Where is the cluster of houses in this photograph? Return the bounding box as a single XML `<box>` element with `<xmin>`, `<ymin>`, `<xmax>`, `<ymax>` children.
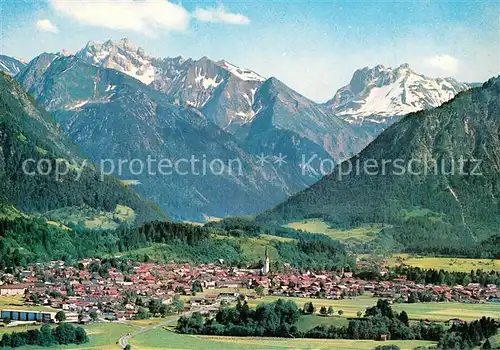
<box><xmin>266</xmin><ymin>273</ymin><xmax>500</xmax><ymax>304</ymax></box>
<box><xmin>0</xmin><ymin>258</ymin><xmax>498</xmax><ymax>324</ymax></box>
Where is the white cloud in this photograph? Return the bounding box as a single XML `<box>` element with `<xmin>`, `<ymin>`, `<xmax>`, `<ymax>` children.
<box><xmin>424</xmin><ymin>54</ymin><xmax>459</xmax><ymax>75</ymax></box>
<box><xmin>194</xmin><ymin>5</ymin><xmax>250</xmax><ymax>25</ymax></box>
<box><xmin>36</xmin><ymin>19</ymin><xmax>58</xmax><ymax>33</ymax></box>
<box><xmin>49</xmin><ymin>0</ymin><xmax>190</xmax><ymax>35</ymax></box>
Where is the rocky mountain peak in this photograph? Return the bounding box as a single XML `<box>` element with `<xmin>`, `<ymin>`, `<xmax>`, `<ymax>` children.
<box><xmin>326</xmin><ymin>63</ymin><xmax>469</xmax><ymax>131</ymax></box>
<box><xmin>76</xmin><ymin>38</ymin><xmax>155</xmax><ymax>85</ymax></box>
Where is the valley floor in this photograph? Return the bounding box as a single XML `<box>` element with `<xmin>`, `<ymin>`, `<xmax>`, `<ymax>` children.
<box><xmin>2</xmin><ymin>293</ymin><xmax>499</xmax><ymax>349</ymax></box>
<box><xmin>131</xmin><ymin>328</ymin><xmax>436</xmax><ymax>350</ymax></box>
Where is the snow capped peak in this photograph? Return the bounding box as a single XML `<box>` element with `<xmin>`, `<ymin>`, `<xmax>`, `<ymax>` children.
<box><xmin>114</xmin><ymin>38</ymin><xmax>137</xmax><ymax>52</ymax></box>
<box><xmin>75</xmin><ymin>39</ymin><xmax>267</xmax><ymax>88</ymax></box>
<box><xmin>327</xmin><ymin>64</ymin><xmax>469</xmax><ymax>127</ymax></box>
<box><xmin>76</xmin><ymin>39</ymin><xmax>155</xmax><ymax>85</ymax></box>
<box><xmin>217</xmin><ymin>60</ymin><xmax>266</xmax><ymax>82</ymax></box>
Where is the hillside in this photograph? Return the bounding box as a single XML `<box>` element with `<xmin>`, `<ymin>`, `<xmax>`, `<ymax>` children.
<box><xmin>0</xmin><ymin>216</ymin><xmax>354</xmax><ymax>270</ymax></box>
<box><xmin>258</xmin><ymin>77</ymin><xmax>500</xmax><ymax>255</ymax></box>
<box><xmin>0</xmin><ymin>72</ymin><xmax>164</xmax><ymax>223</ymax></box>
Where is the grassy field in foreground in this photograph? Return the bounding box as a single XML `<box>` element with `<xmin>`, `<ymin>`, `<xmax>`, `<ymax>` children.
<box><xmin>388</xmin><ymin>254</ymin><xmax>500</xmax><ymax>272</ymax></box>
<box><xmin>125</xmin><ymin>316</ymin><xmax>177</xmax><ymax>328</ymax></box>
<box><xmin>284</xmin><ymin>219</ymin><xmax>382</xmax><ymax>242</ymax></box>
<box><xmin>0</xmin><ymin>324</ymin><xmax>41</xmax><ymax>335</ymax></box>
<box><xmin>2</xmin><ymin>322</ymin><xmax>139</xmax><ymax>350</ymax></box>
<box><xmin>131</xmin><ymin>328</ymin><xmax>436</xmax><ymax>350</ymax></box>
<box><xmin>248</xmin><ymin>295</ymin><xmax>500</xmax><ymax>322</ymax></box>
<box><xmin>0</xmin><ymin>295</ymin><xmax>57</xmax><ymax>313</ymax></box>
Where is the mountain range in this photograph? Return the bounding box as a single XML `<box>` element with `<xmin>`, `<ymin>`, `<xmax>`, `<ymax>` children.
<box><xmin>1</xmin><ymin>38</ymin><xmax>471</xmax><ymax>221</ymax></box>
<box><xmin>259</xmin><ymin>77</ymin><xmax>500</xmax><ymax>255</ymax></box>
<box><xmin>73</xmin><ymin>39</ymin><xmax>370</xmax><ymax>159</ymax></box>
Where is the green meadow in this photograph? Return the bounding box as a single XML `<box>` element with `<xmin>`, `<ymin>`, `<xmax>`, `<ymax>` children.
<box><xmin>131</xmin><ymin>327</ymin><xmax>436</xmax><ymax>350</ymax></box>
<box><xmin>285</xmin><ymin>219</ymin><xmax>382</xmax><ymax>242</ymax></box>
<box><xmin>388</xmin><ymin>254</ymin><xmax>500</xmax><ymax>273</ymax></box>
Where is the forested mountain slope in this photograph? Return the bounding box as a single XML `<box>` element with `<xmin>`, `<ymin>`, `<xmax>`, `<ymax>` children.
<box><xmin>0</xmin><ymin>72</ymin><xmax>164</xmax><ymax>223</ymax></box>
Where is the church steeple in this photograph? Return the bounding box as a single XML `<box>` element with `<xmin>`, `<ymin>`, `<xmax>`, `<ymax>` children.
<box><xmin>262</xmin><ymin>246</ymin><xmax>270</xmax><ymax>275</ymax></box>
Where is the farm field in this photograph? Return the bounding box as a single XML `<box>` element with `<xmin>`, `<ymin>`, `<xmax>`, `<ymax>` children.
<box><xmin>2</xmin><ymin>322</ymin><xmax>139</xmax><ymax>350</ymax></box>
<box><xmin>125</xmin><ymin>316</ymin><xmax>178</xmax><ymax>328</ymax></box>
<box><xmin>247</xmin><ymin>294</ymin><xmax>500</xmax><ymax>322</ymax></box>
<box><xmin>388</xmin><ymin>254</ymin><xmax>500</xmax><ymax>272</ymax></box>
<box><xmin>0</xmin><ymin>295</ymin><xmax>57</xmax><ymax>313</ymax></box>
<box><xmin>284</xmin><ymin>219</ymin><xmax>382</xmax><ymax>242</ymax></box>
<box><xmin>0</xmin><ymin>324</ymin><xmax>40</xmax><ymax>335</ymax></box>
<box><xmin>131</xmin><ymin>328</ymin><xmax>436</xmax><ymax>349</ymax></box>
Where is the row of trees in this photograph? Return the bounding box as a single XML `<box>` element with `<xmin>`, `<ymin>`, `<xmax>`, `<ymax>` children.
<box><xmin>301</xmin><ymin>301</ymin><xmax>344</xmax><ymax>317</ymax></box>
<box><xmin>0</xmin><ymin>324</ymin><xmax>88</xmax><ymax>348</ymax></box>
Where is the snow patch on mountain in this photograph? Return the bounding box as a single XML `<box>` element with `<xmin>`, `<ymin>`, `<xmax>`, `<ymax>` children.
<box><xmin>0</xmin><ymin>55</ymin><xmax>27</xmax><ymax>76</ymax></box>
<box><xmin>218</xmin><ymin>60</ymin><xmax>266</xmax><ymax>82</ymax></box>
<box><xmin>326</xmin><ymin>64</ymin><xmax>469</xmax><ymax>126</ymax></box>
<box><xmin>194</xmin><ymin>67</ymin><xmax>223</xmax><ymax>89</ymax></box>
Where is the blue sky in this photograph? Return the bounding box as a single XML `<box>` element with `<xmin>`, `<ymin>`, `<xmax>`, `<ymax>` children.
<box><xmin>0</xmin><ymin>0</ymin><xmax>498</xmax><ymax>101</ymax></box>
